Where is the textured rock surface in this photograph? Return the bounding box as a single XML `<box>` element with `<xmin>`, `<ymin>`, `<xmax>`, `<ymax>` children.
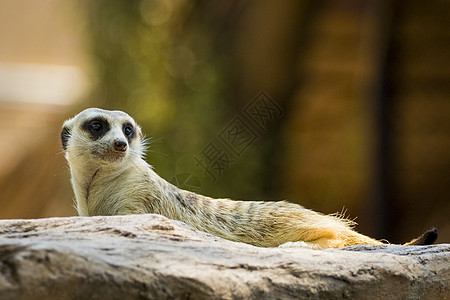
<box><xmin>0</xmin><ymin>214</ymin><xmax>449</xmax><ymax>300</ymax></box>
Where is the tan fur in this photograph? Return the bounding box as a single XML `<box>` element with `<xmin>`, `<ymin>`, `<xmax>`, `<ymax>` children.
<box><xmin>61</xmin><ymin>108</ymin><xmax>431</xmax><ymax>249</ymax></box>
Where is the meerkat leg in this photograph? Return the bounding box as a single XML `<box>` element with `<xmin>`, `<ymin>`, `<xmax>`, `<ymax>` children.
<box><xmin>276</xmin><ymin>213</ymin><xmax>383</xmax><ymax>249</ymax></box>
<box><xmin>279</xmin><ymin>232</ymin><xmax>382</xmax><ymax>250</ymax></box>
<box><xmin>279</xmin><ymin>239</ymin><xmax>346</xmax><ymax>250</ymax></box>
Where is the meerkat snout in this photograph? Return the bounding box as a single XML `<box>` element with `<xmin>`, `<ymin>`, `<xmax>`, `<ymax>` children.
<box><xmin>114</xmin><ymin>139</ymin><xmax>128</xmax><ymax>152</ymax></box>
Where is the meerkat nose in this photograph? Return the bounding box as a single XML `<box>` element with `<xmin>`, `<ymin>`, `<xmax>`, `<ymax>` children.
<box><xmin>114</xmin><ymin>140</ymin><xmax>128</xmax><ymax>152</ymax></box>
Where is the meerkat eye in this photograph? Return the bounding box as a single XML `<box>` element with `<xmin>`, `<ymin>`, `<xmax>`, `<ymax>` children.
<box><xmin>90</xmin><ymin>121</ymin><xmax>102</xmax><ymax>131</ymax></box>
<box><xmin>82</xmin><ymin>118</ymin><xmax>109</xmax><ymax>140</ymax></box>
<box><xmin>124</xmin><ymin>125</ymin><xmax>133</xmax><ymax>136</ymax></box>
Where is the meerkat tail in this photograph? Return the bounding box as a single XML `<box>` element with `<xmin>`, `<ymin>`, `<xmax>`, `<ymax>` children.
<box><xmin>403</xmin><ymin>228</ymin><xmax>438</xmax><ymax>246</ymax></box>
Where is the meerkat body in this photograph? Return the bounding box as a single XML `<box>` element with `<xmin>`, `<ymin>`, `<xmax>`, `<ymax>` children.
<box><xmin>61</xmin><ymin>108</ymin><xmax>436</xmax><ymax>249</ymax></box>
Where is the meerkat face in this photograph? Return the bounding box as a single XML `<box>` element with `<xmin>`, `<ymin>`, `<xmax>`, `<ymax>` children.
<box><xmin>61</xmin><ymin>108</ymin><xmax>144</xmax><ymax>166</ymax></box>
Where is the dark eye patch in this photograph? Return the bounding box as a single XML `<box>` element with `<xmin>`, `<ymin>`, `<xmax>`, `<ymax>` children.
<box><xmin>122</xmin><ymin>122</ymin><xmax>136</xmax><ymax>142</ymax></box>
<box><xmin>82</xmin><ymin>117</ymin><xmax>110</xmax><ymax>140</ymax></box>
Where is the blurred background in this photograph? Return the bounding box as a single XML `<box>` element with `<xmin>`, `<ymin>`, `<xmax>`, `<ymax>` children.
<box><xmin>0</xmin><ymin>0</ymin><xmax>449</xmax><ymax>244</ymax></box>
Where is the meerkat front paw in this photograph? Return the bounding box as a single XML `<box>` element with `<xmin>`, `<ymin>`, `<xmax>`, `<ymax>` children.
<box><xmin>278</xmin><ymin>241</ymin><xmax>311</xmax><ymax>248</ymax></box>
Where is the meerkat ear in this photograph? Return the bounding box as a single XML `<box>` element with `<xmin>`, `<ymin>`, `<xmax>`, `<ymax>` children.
<box><xmin>61</xmin><ymin>121</ymin><xmax>72</xmax><ymax>151</ymax></box>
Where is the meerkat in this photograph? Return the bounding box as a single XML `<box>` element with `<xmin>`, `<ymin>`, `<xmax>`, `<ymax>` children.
<box><xmin>61</xmin><ymin>108</ymin><xmax>437</xmax><ymax>249</ymax></box>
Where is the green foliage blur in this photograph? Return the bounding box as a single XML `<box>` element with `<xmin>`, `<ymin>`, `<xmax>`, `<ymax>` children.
<box><xmin>79</xmin><ymin>0</ymin><xmax>271</xmax><ymax>200</ymax></box>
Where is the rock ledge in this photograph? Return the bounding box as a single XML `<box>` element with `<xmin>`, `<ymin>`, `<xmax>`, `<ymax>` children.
<box><xmin>0</xmin><ymin>214</ymin><xmax>449</xmax><ymax>299</ymax></box>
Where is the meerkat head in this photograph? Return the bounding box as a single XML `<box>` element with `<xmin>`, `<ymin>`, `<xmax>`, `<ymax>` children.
<box><xmin>61</xmin><ymin>108</ymin><xmax>144</xmax><ymax>166</ymax></box>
